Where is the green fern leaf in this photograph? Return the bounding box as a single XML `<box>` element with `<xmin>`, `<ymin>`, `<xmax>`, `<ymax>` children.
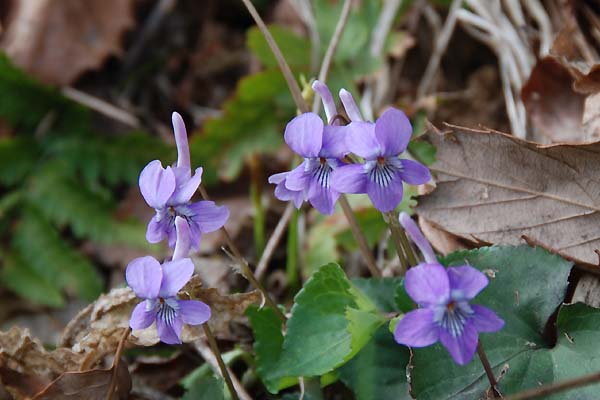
<box><xmin>12</xmin><ymin>206</ymin><xmax>103</xmax><ymax>300</ymax></box>
<box><xmin>1</xmin><ymin>250</ymin><xmax>65</xmax><ymax>307</ymax></box>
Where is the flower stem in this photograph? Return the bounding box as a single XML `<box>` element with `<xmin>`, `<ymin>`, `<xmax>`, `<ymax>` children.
<box><xmin>203</xmin><ymin>324</ymin><xmax>239</xmax><ymax>400</ymax></box>
<box><xmin>384</xmin><ymin>211</ymin><xmax>418</xmax><ymax>274</ymax></box>
<box><xmin>286</xmin><ymin>208</ymin><xmax>300</xmax><ymax>289</ymax></box>
<box><xmin>199</xmin><ymin>186</ymin><xmax>287</xmax><ymax>323</ymax></box>
<box><xmin>477</xmin><ymin>341</ymin><xmax>501</xmax><ymax>398</ymax></box>
<box><xmin>339</xmin><ymin>195</ymin><xmax>381</xmax><ymax>277</ymax></box>
<box><xmin>504</xmin><ymin>369</ymin><xmax>600</xmax><ymax>400</ymax></box>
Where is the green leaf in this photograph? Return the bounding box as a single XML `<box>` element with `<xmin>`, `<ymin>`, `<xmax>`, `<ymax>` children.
<box><xmin>0</xmin><ymin>53</ymin><xmax>90</xmax><ymax>135</ymax></box>
<box><xmin>0</xmin><ymin>137</ymin><xmax>39</xmax><ymax>186</ymax></box>
<box><xmin>249</xmin><ymin>264</ymin><xmax>385</xmax><ymax>393</ymax></box>
<box><xmin>12</xmin><ymin>206</ymin><xmax>103</xmax><ymax>301</ymax></box>
<box><xmin>190</xmin><ymin>70</ymin><xmax>293</xmax><ymax>185</ymax></box>
<box><xmin>1</xmin><ymin>251</ymin><xmax>64</xmax><ymax>307</ymax></box>
<box><xmin>27</xmin><ymin>160</ymin><xmax>147</xmax><ymax>247</ymax></box>
<box><xmin>351</xmin><ymin>276</ymin><xmax>404</xmax><ymax>313</ymax></box>
<box><xmin>279</xmin><ymin>264</ymin><xmax>382</xmax><ymax>378</ymax></box>
<box><xmin>247</xmin><ymin>25</ymin><xmax>310</xmax><ymax>69</ymax></box>
<box><xmin>410</xmin><ymin>245</ymin><xmax>573</xmax><ymax>399</ymax></box>
<box><xmin>339</xmin><ymin>326</ymin><xmax>411</xmax><ymax>400</ymax></box>
<box><xmin>408</xmin><ymin>140</ymin><xmax>436</xmax><ymax>166</ymax></box>
<box><xmin>247</xmin><ymin>306</ymin><xmax>298</xmax><ymax>393</ymax></box>
<box><xmin>181</xmin><ymin>375</ymin><xmax>225</xmax><ymax>400</ymax></box>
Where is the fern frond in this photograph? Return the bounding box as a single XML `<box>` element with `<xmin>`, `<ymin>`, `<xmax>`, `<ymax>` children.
<box><xmin>0</xmin><ymin>137</ymin><xmax>39</xmax><ymax>186</ymax></box>
<box><xmin>1</xmin><ymin>250</ymin><xmax>65</xmax><ymax>307</ymax></box>
<box><xmin>12</xmin><ymin>206</ymin><xmax>103</xmax><ymax>300</ymax></box>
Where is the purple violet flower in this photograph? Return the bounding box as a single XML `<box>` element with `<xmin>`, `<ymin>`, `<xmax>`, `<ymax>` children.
<box><xmin>139</xmin><ymin>112</ymin><xmax>229</xmax><ymax>249</ymax></box>
<box><xmin>127</xmin><ymin>217</ymin><xmax>210</xmax><ymax>344</ymax></box>
<box><xmin>268</xmin><ymin>81</ymin><xmax>348</xmax><ymax>215</ymax></box>
<box><xmin>393</xmin><ymin>213</ymin><xmax>504</xmax><ymax>365</ymax></box>
<box><xmin>331</xmin><ymin>108</ymin><xmax>431</xmax><ymax>212</ymax></box>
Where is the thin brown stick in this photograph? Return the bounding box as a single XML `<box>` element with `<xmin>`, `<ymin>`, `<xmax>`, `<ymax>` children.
<box><xmin>199</xmin><ymin>186</ymin><xmax>287</xmax><ymax>322</ymax></box>
<box><xmin>477</xmin><ymin>342</ymin><xmax>500</xmax><ymax>398</ymax></box>
<box><xmin>505</xmin><ymin>370</ymin><xmax>600</xmax><ymax>400</ymax></box>
<box><xmin>105</xmin><ymin>328</ymin><xmax>130</xmax><ymax>400</ymax></box>
<box><xmin>203</xmin><ymin>325</ymin><xmax>240</xmax><ymax>400</ymax></box>
<box><xmin>61</xmin><ymin>87</ymin><xmax>140</xmax><ymax>128</ymax></box>
<box><xmin>255</xmin><ymin>202</ymin><xmax>295</xmax><ymax>280</ymax></box>
<box><xmin>339</xmin><ymin>196</ymin><xmax>381</xmax><ymax>277</ymax></box>
<box><xmin>240</xmin><ymin>0</ymin><xmax>308</xmax><ymax>113</ymax></box>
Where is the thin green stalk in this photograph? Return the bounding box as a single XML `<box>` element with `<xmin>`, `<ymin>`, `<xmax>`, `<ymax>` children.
<box><xmin>203</xmin><ymin>324</ymin><xmax>239</xmax><ymax>400</ymax></box>
<box><xmin>286</xmin><ymin>208</ymin><xmax>300</xmax><ymax>289</ymax></box>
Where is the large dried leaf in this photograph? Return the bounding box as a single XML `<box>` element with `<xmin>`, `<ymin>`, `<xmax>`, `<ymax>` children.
<box><xmin>0</xmin><ymin>0</ymin><xmax>135</xmax><ymax>85</ymax></box>
<box><xmin>61</xmin><ymin>276</ymin><xmax>262</xmax><ymax>350</ymax></box>
<box><xmin>32</xmin><ymin>364</ymin><xmax>130</xmax><ymax>400</ymax></box>
<box><xmin>416</xmin><ymin>124</ymin><xmax>600</xmax><ymax>268</ymax></box>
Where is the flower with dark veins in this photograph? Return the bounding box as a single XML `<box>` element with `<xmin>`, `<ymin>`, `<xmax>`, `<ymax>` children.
<box><xmin>269</xmin><ymin>81</ymin><xmax>348</xmax><ymax>215</ymax></box>
<box><xmin>139</xmin><ymin>112</ymin><xmax>229</xmax><ymax>248</ymax></box>
<box><xmin>126</xmin><ymin>254</ymin><xmax>210</xmax><ymax>344</ymax></box>
<box><xmin>331</xmin><ymin>108</ymin><xmax>431</xmax><ymax>212</ymax></box>
<box><xmin>394</xmin><ymin>263</ymin><xmax>504</xmax><ymax>365</ymax></box>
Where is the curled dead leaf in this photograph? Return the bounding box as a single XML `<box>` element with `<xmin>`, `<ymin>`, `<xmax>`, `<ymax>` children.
<box><xmin>522</xmin><ymin>57</ymin><xmax>586</xmax><ymax>143</ymax></box>
<box><xmin>416</xmin><ymin>124</ymin><xmax>600</xmax><ymax>270</ymax></box>
<box><xmin>32</xmin><ymin>363</ymin><xmax>131</xmax><ymax>400</ymax></box>
<box><xmin>0</xmin><ymin>0</ymin><xmax>136</xmax><ymax>85</ymax></box>
<box><xmin>61</xmin><ymin>276</ymin><xmax>262</xmax><ymax>351</ymax></box>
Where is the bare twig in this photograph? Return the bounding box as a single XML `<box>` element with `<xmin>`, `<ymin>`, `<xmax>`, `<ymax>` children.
<box><xmin>194</xmin><ymin>338</ymin><xmax>253</xmax><ymax>400</ymax></box>
<box><xmin>202</xmin><ymin>325</ymin><xmax>240</xmax><ymax>400</ymax></box>
<box><xmin>505</xmin><ymin>369</ymin><xmax>600</xmax><ymax>400</ymax></box>
<box><xmin>105</xmin><ymin>328</ymin><xmax>130</xmax><ymax>400</ymax></box>
<box><xmin>417</xmin><ymin>0</ymin><xmax>462</xmax><ymax>99</ymax></box>
<box><xmin>255</xmin><ymin>202</ymin><xmax>295</xmax><ymax>280</ymax></box>
<box><xmin>61</xmin><ymin>87</ymin><xmax>140</xmax><ymax>128</ymax></box>
<box><xmin>240</xmin><ymin>0</ymin><xmax>308</xmax><ymax>112</ymax></box>
<box><xmin>339</xmin><ymin>196</ymin><xmax>381</xmax><ymax>277</ymax></box>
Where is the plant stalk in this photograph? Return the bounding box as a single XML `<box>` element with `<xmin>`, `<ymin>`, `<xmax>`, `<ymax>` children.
<box><xmin>199</xmin><ymin>186</ymin><xmax>287</xmax><ymax>323</ymax></box>
<box><xmin>339</xmin><ymin>195</ymin><xmax>381</xmax><ymax>277</ymax></box>
<box><xmin>477</xmin><ymin>341</ymin><xmax>501</xmax><ymax>398</ymax></box>
<box><xmin>203</xmin><ymin>324</ymin><xmax>239</xmax><ymax>400</ymax></box>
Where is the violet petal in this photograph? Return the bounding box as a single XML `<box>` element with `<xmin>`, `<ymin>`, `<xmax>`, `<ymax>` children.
<box><xmin>284</xmin><ymin>113</ymin><xmax>323</xmax><ymax>158</ymax></box>
<box><xmin>447</xmin><ymin>266</ymin><xmax>489</xmax><ymax>300</ymax></box>
<box><xmin>439</xmin><ymin>321</ymin><xmax>479</xmax><ymax>365</ymax></box>
<box><xmin>126</xmin><ymin>256</ymin><xmax>162</xmax><ymax>299</ymax></box>
<box><xmin>471</xmin><ymin>305</ymin><xmax>505</xmax><ymax>333</ymax></box>
<box><xmin>170</xmin><ymin>166</ymin><xmax>203</xmax><ymax>205</ymax></box>
<box><xmin>285</xmin><ymin>161</ymin><xmax>311</xmax><ymax>191</ymax></box>
<box><xmin>172</xmin><ymin>216</ymin><xmax>191</xmax><ymax>261</ymax></box>
<box><xmin>178</xmin><ymin>300</ymin><xmax>211</xmax><ymax>325</ymax></box>
<box><xmin>345</xmin><ymin>121</ymin><xmax>380</xmax><ymax>159</ymax></box>
<box><xmin>320</xmin><ymin>125</ymin><xmax>349</xmax><ymax>159</ymax></box>
<box><xmin>146</xmin><ymin>215</ymin><xmax>168</xmax><ymax>244</ymax></box>
<box><xmin>374</xmin><ymin>108</ymin><xmax>411</xmax><ymax>157</ymax></box>
<box><xmin>366</xmin><ymin>172</ymin><xmax>403</xmax><ymax>212</ymax></box>
<box><xmin>172</xmin><ymin>112</ymin><xmax>191</xmax><ymax>171</ymax></box>
<box><xmin>399</xmin><ymin>212</ymin><xmax>437</xmax><ymax>264</ymax></box>
<box><xmin>159</xmin><ymin>258</ymin><xmax>194</xmax><ymax>297</ymax></box>
<box><xmin>330</xmin><ymin>164</ymin><xmax>368</xmax><ymax>194</ymax></box>
<box><xmin>404</xmin><ymin>263</ymin><xmax>450</xmax><ymax>306</ymax></box>
<box><xmin>139</xmin><ymin>160</ymin><xmax>176</xmax><ymax>209</ymax></box>
<box><xmin>157</xmin><ymin>314</ymin><xmax>183</xmax><ymax>344</ymax></box>
<box><xmin>393</xmin><ymin>308</ymin><xmax>440</xmax><ymax>347</ymax></box>
<box><xmin>187</xmin><ymin>200</ymin><xmax>229</xmax><ymax>233</ymax></box>
<box><xmin>129</xmin><ymin>301</ymin><xmax>157</xmax><ymax>330</ymax></box>
<box><xmin>399</xmin><ymin>159</ymin><xmax>431</xmax><ymax>185</ymax></box>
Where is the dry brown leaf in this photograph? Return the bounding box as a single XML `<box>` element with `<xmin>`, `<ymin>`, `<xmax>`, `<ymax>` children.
<box><xmin>417</xmin><ymin>216</ymin><xmax>468</xmax><ymax>256</ymax></box>
<box><xmin>415</xmin><ymin>124</ymin><xmax>600</xmax><ymax>269</ymax></box>
<box><xmin>61</xmin><ymin>276</ymin><xmax>262</xmax><ymax>351</ymax></box>
<box><xmin>0</xmin><ymin>0</ymin><xmax>136</xmax><ymax>85</ymax></box>
<box><xmin>522</xmin><ymin>57</ymin><xmax>586</xmax><ymax>143</ymax></box>
<box><xmin>32</xmin><ymin>363</ymin><xmax>130</xmax><ymax>400</ymax></box>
